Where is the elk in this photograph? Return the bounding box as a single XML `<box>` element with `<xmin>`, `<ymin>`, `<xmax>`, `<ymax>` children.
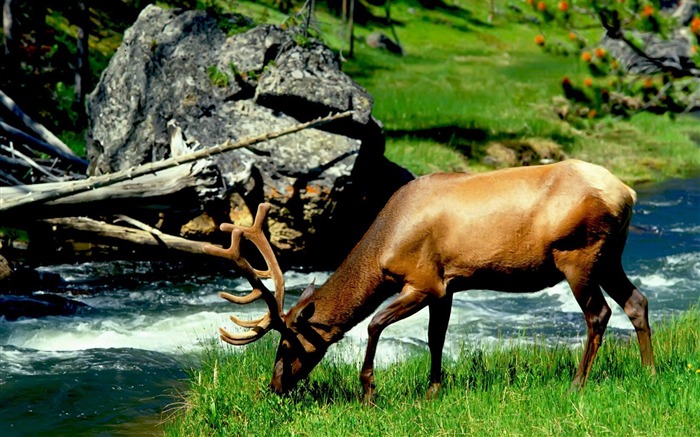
<box><xmin>204</xmin><ymin>159</ymin><xmax>655</xmax><ymax>403</ymax></box>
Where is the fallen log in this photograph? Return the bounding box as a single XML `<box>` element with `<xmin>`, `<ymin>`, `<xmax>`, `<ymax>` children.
<box><xmin>0</xmin><ymin>159</ymin><xmax>220</xmax><ymax>222</ymax></box>
<box><xmin>0</xmin><ymin>89</ymin><xmax>86</xmax><ymax>164</ymax></box>
<box><xmin>44</xmin><ymin>216</ymin><xmax>210</xmax><ymax>256</ymax></box>
<box><xmin>0</xmin><ymin>110</ymin><xmax>353</xmax><ymax>218</ymax></box>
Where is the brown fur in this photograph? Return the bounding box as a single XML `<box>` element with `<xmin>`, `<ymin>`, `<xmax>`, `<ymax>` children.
<box><xmin>228</xmin><ymin>160</ymin><xmax>655</xmax><ymax>400</ymax></box>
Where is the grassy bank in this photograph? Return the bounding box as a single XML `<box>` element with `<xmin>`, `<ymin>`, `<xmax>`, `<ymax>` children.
<box><xmin>209</xmin><ymin>0</ymin><xmax>700</xmax><ymax>184</ymax></box>
<box><xmin>165</xmin><ymin>305</ymin><xmax>700</xmax><ymax>436</ymax></box>
<box><xmin>339</xmin><ymin>2</ymin><xmax>700</xmax><ymax>184</ymax></box>
<box><xmin>17</xmin><ymin>1</ymin><xmax>700</xmax><ymax>184</ymax></box>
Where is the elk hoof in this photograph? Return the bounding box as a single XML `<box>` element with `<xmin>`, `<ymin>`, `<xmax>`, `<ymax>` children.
<box><xmin>362</xmin><ymin>388</ymin><xmax>377</xmax><ymax>406</ymax></box>
<box><xmin>426</xmin><ymin>382</ymin><xmax>441</xmax><ymax>400</ymax></box>
<box><xmin>567</xmin><ymin>379</ymin><xmax>585</xmax><ymax>394</ymax></box>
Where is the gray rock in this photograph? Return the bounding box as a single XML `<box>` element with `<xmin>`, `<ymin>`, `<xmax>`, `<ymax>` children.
<box><xmin>601</xmin><ymin>32</ymin><xmax>696</xmax><ymax>76</ymax></box>
<box><xmin>0</xmin><ymin>294</ymin><xmax>90</xmax><ymax>321</ymax></box>
<box><xmin>86</xmin><ymin>5</ymin><xmax>412</xmax><ymax>268</ymax></box>
<box><xmin>600</xmin><ymin>1</ymin><xmax>699</xmax><ymax>77</ymax></box>
<box><xmin>366</xmin><ymin>32</ymin><xmax>404</xmax><ymax>55</ymax></box>
<box><xmin>256</xmin><ymin>42</ymin><xmax>376</xmax><ymax>125</ymax></box>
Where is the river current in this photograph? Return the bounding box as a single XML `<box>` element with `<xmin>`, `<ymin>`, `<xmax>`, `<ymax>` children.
<box><xmin>1</xmin><ymin>177</ymin><xmax>698</xmax><ymax>436</ymax></box>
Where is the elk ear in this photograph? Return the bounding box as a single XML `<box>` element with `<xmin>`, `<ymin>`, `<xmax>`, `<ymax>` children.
<box><xmin>299</xmin><ymin>279</ymin><xmax>316</xmax><ymax>301</ymax></box>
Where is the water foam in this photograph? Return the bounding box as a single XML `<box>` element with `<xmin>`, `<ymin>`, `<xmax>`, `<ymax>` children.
<box><xmin>3</xmin><ymin>311</ymin><xmax>230</xmax><ymax>354</ymax></box>
<box><xmin>6</xmin><ymin>249</ymin><xmax>697</xmax><ymax>370</ymax></box>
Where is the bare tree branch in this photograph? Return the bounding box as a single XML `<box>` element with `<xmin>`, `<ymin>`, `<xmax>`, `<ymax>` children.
<box><xmin>0</xmin><ymin>144</ymin><xmax>62</xmax><ymax>182</ymax></box>
<box><xmin>0</xmin><ymin>120</ymin><xmax>88</xmax><ymax>167</ymax></box>
<box><xmin>598</xmin><ymin>9</ymin><xmax>700</xmax><ymax>78</ymax></box>
<box><xmin>44</xmin><ymin>216</ymin><xmax>212</xmax><ymax>256</ymax></box>
<box><xmin>0</xmin><ymin>110</ymin><xmax>354</xmax><ymax>215</ymax></box>
<box><xmin>0</xmin><ymin>89</ymin><xmax>86</xmax><ymax>162</ymax></box>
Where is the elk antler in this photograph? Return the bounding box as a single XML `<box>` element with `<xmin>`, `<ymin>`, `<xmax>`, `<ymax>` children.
<box><xmin>203</xmin><ymin>203</ymin><xmax>286</xmax><ymax>345</ymax></box>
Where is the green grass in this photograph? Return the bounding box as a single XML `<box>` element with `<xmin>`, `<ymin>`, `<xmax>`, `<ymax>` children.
<box><xmin>58</xmin><ymin>129</ymin><xmax>87</xmax><ymax>156</ymax></box>
<box><xmin>332</xmin><ymin>1</ymin><xmax>700</xmax><ymax>184</ymax></box>
<box><xmin>60</xmin><ymin>0</ymin><xmax>698</xmax><ymax>185</ymax></box>
<box><xmin>164</xmin><ymin>305</ymin><xmax>700</xmax><ymax>436</ymax></box>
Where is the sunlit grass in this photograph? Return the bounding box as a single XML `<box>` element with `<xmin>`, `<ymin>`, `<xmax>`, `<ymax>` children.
<box><xmin>165</xmin><ymin>305</ymin><xmax>700</xmax><ymax>436</ymax></box>
<box><xmin>69</xmin><ymin>1</ymin><xmax>699</xmax><ymax>185</ymax></box>
<box><xmin>335</xmin><ymin>2</ymin><xmax>700</xmax><ymax>182</ymax></box>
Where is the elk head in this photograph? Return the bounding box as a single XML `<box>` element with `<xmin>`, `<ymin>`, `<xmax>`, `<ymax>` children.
<box><xmin>203</xmin><ymin>203</ymin><xmax>326</xmax><ymax>393</ymax></box>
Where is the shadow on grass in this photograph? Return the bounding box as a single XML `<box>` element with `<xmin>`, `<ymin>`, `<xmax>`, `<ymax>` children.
<box><xmin>387</xmin><ymin>125</ymin><xmax>491</xmax><ymax>143</ymax></box>
<box><xmin>290</xmin><ymin>378</ymin><xmax>362</xmax><ymax>405</ymax></box>
<box><xmin>386</xmin><ymin>125</ymin><xmax>516</xmax><ymax>160</ymax></box>
<box><xmin>386</xmin><ymin>123</ymin><xmax>577</xmax><ymax>160</ymax></box>
<box><xmin>406</xmin><ymin>0</ymin><xmax>494</xmax><ymax>28</ymax></box>
<box><xmin>342</xmin><ymin>53</ymin><xmax>397</xmax><ymax>79</ymax></box>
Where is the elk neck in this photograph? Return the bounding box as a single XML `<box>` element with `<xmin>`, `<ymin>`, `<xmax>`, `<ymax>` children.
<box><xmin>289</xmin><ymin>223</ymin><xmax>399</xmax><ymax>346</ymax></box>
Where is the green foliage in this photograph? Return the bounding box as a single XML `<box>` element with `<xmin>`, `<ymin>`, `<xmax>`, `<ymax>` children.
<box><xmin>293</xmin><ymin>32</ymin><xmax>313</xmax><ymax>48</ymax></box>
<box><xmin>166</xmin><ymin>305</ymin><xmax>700</xmax><ymax>436</ymax></box>
<box><xmin>196</xmin><ymin>0</ymin><xmax>235</xmax><ymax>15</ymax></box>
<box><xmin>337</xmin><ymin>0</ymin><xmax>699</xmax><ymax>183</ymax></box>
<box><xmin>245</xmin><ymin>69</ymin><xmax>259</xmax><ymax>81</ymax></box>
<box><xmin>216</xmin><ymin>13</ymin><xmax>256</xmax><ymax>36</ymax></box>
<box><xmin>207</xmin><ymin>65</ymin><xmax>231</xmax><ymax>87</ymax></box>
<box><xmin>196</xmin><ymin>0</ymin><xmax>262</xmax><ymax>36</ymax></box>
<box><xmin>58</xmin><ymin>129</ymin><xmax>87</xmax><ymax>156</ymax></box>
<box><xmin>522</xmin><ymin>0</ymin><xmax>700</xmax><ymax>122</ymax></box>
<box><xmin>54</xmin><ymin>82</ymin><xmax>79</xmax><ymax>126</ymax></box>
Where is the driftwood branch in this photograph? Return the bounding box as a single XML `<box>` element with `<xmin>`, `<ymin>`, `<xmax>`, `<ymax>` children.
<box><xmin>0</xmin><ymin>165</ymin><xmax>23</xmax><ymax>185</ymax></box>
<box><xmin>0</xmin><ymin>160</ymin><xmax>219</xmax><ymax>220</ymax></box>
<box><xmin>44</xmin><ymin>216</ymin><xmax>212</xmax><ymax>256</ymax></box>
<box><xmin>0</xmin><ymin>144</ymin><xmax>62</xmax><ymax>182</ymax></box>
<box><xmin>0</xmin><ymin>110</ymin><xmax>353</xmax><ymax>216</ymax></box>
<box><xmin>0</xmin><ymin>89</ymin><xmax>87</xmax><ymax>165</ymax></box>
<box><xmin>114</xmin><ymin>215</ymin><xmax>165</xmax><ymax>235</ymax></box>
<box><xmin>0</xmin><ymin>120</ymin><xmax>88</xmax><ymax>168</ymax></box>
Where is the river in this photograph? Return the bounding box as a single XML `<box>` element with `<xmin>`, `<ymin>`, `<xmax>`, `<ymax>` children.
<box><xmin>1</xmin><ymin>177</ymin><xmax>698</xmax><ymax>436</ymax></box>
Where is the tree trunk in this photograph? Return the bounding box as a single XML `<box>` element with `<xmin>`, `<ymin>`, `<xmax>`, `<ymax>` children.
<box><xmin>2</xmin><ymin>0</ymin><xmax>15</xmax><ymax>57</ymax></box>
<box><xmin>74</xmin><ymin>0</ymin><xmax>90</xmax><ymax>127</ymax></box>
<box><xmin>348</xmin><ymin>0</ymin><xmax>355</xmax><ymax>57</ymax></box>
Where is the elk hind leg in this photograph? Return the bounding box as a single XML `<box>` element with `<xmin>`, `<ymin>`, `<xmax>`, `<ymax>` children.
<box><xmin>557</xmin><ymin>251</ymin><xmax>611</xmax><ymax>390</ymax></box>
<box><xmin>600</xmin><ymin>263</ymin><xmax>655</xmax><ymax>373</ymax></box>
<box><xmin>427</xmin><ymin>293</ymin><xmax>453</xmax><ymax>399</ymax></box>
<box><xmin>571</xmin><ymin>281</ymin><xmax>611</xmax><ymax>390</ymax></box>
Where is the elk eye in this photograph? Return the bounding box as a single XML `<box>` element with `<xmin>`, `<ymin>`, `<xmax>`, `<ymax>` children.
<box><xmin>297</xmin><ymin>302</ymin><xmax>316</xmax><ymax>322</ymax></box>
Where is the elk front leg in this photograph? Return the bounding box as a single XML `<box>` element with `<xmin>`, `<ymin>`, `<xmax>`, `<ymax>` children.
<box><xmin>360</xmin><ymin>284</ymin><xmax>433</xmax><ymax>404</ymax></box>
<box><xmin>427</xmin><ymin>293</ymin><xmax>453</xmax><ymax>399</ymax></box>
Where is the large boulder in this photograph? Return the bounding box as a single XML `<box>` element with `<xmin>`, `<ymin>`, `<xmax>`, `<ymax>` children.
<box><xmin>86</xmin><ymin>5</ymin><xmax>412</xmax><ymax>268</ymax></box>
